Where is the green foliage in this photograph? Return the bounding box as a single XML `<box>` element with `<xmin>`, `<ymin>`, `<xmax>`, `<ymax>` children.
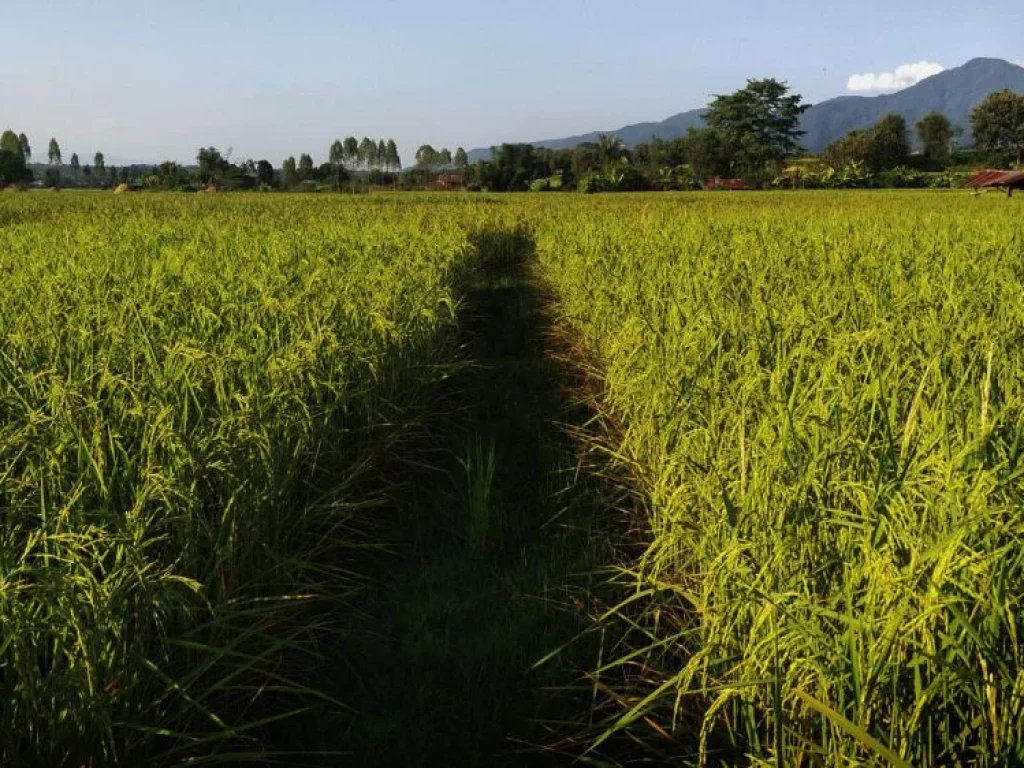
<box><xmin>297</xmin><ymin>153</ymin><xmax>314</xmax><ymax>180</ymax></box>
<box><xmin>255</xmin><ymin>159</ymin><xmax>275</xmax><ymax>188</ymax></box>
<box><xmin>343</xmin><ymin>136</ymin><xmax>359</xmax><ymax>168</ymax></box>
<box><xmin>0</xmin><ymin>130</ymin><xmax>21</xmax><ymax>157</ymax></box>
<box><xmin>281</xmin><ymin>155</ymin><xmax>298</xmax><ymax>188</ymax></box>
<box><xmin>48</xmin><ymin>137</ymin><xmax>62</xmax><ymax>165</ymax></box>
<box><xmin>385</xmin><ymin>139</ymin><xmax>401</xmax><ymax>172</ymax></box>
<box><xmin>3</xmin><ymin>188</ymin><xmax>1024</xmax><ymax>767</ymax></box>
<box><xmin>595</xmin><ymin>133</ymin><xmax>626</xmax><ymax>168</ymax></box>
<box><xmin>414</xmin><ymin>144</ymin><xmax>438</xmax><ymax>170</ymax></box>
<box><xmin>329</xmin><ymin>140</ymin><xmax>348</xmax><ymax>189</ymax></box>
<box><xmin>537</xmin><ymin>191</ymin><xmax>1024</xmax><ymax>766</ymax></box>
<box><xmin>196</xmin><ymin>146</ymin><xmax>229</xmax><ymax>184</ymax></box>
<box><xmin>866</xmin><ymin>113</ymin><xmax>911</xmax><ymax>170</ymax></box>
<box><xmin>971</xmin><ymin>88</ymin><xmax>1024</xmax><ymax>164</ymax></box>
<box><xmin>917</xmin><ymin>111</ymin><xmax>954</xmax><ymax>163</ymax></box>
<box><xmin>824</xmin><ymin>114</ymin><xmax>911</xmax><ymax>172</ymax></box>
<box><xmin>475</xmin><ymin>143</ymin><xmax>544</xmax><ymax>191</ymax></box>
<box><xmin>679</xmin><ymin>126</ymin><xmax>733</xmax><ymax>179</ymax></box>
<box><xmin>0</xmin><ymin>148</ymin><xmax>32</xmax><ymax>185</ymax></box>
<box><xmin>150</xmin><ymin>160</ymin><xmax>188</xmax><ymax>189</ymax></box>
<box><xmin>576</xmin><ymin>171</ymin><xmax>613</xmax><ymax>194</ymax></box>
<box><xmin>822</xmin><ymin>129</ymin><xmax>872</xmax><ymax>168</ymax></box>
<box><xmin>0</xmin><ymin>193</ymin><xmax>471</xmax><ymax>764</ymax></box>
<box><xmin>358</xmin><ymin>137</ymin><xmax>377</xmax><ymax>170</ymax></box>
<box><xmin>704</xmin><ymin>78</ymin><xmax>809</xmax><ymax>176</ymax></box>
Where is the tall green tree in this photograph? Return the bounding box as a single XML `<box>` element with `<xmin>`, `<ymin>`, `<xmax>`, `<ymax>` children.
<box><xmin>415</xmin><ymin>144</ymin><xmax>438</xmax><ymax>170</ymax></box>
<box><xmin>385</xmin><ymin>139</ymin><xmax>400</xmax><ymax>172</ymax></box>
<box><xmin>196</xmin><ymin>147</ymin><xmax>229</xmax><ymax>184</ymax></box>
<box><xmin>865</xmin><ymin>114</ymin><xmax>910</xmax><ymax>171</ymax></box>
<box><xmin>476</xmin><ymin>143</ymin><xmax>542</xmax><ymax>191</ymax></box>
<box><xmin>0</xmin><ymin>147</ymin><xmax>32</xmax><ymax>184</ymax></box>
<box><xmin>0</xmin><ymin>131</ymin><xmax>21</xmax><ymax>158</ymax></box>
<box><xmin>48</xmin><ymin>138</ymin><xmax>62</xmax><ymax>165</ymax></box>
<box><xmin>298</xmin><ymin>153</ymin><xmax>314</xmax><ymax>180</ymax></box>
<box><xmin>18</xmin><ymin>133</ymin><xmax>30</xmax><ymax>161</ymax></box>
<box><xmin>679</xmin><ymin>127</ymin><xmax>732</xmax><ymax>179</ymax></box>
<box><xmin>154</xmin><ymin>161</ymin><xmax>186</xmax><ymax>189</ymax></box>
<box><xmin>454</xmin><ymin>147</ymin><xmax>468</xmax><ymax>169</ymax></box>
<box><xmin>971</xmin><ymin>89</ymin><xmax>1024</xmax><ymax>165</ymax></box>
<box><xmin>916</xmin><ymin>111</ymin><xmax>953</xmax><ymax>162</ymax></box>
<box><xmin>571</xmin><ymin>143</ymin><xmax>602</xmax><ymax>178</ymax></box>
<box><xmin>282</xmin><ymin>156</ymin><xmax>298</xmax><ymax>188</ymax></box>
<box><xmin>596</xmin><ymin>134</ymin><xmax>626</xmax><ymax>168</ymax></box>
<box><xmin>94</xmin><ymin>152</ymin><xmax>105</xmax><ymax>172</ymax></box>
<box><xmin>822</xmin><ymin>129</ymin><xmax>872</xmax><ymax>168</ymax></box>
<box><xmin>70</xmin><ymin>153</ymin><xmax>80</xmax><ymax>171</ymax></box>
<box><xmin>377</xmin><ymin>139</ymin><xmax>387</xmax><ymax>170</ymax></box>
<box><xmin>342</xmin><ymin>137</ymin><xmax>359</xmax><ymax>170</ymax></box>
<box><xmin>358</xmin><ymin>137</ymin><xmax>376</xmax><ymax>170</ymax></box>
<box><xmin>414</xmin><ymin>144</ymin><xmax>441</xmax><ymax>185</ymax></box>
<box><xmin>329</xmin><ymin>140</ymin><xmax>348</xmax><ymax>190</ymax></box>
<box><xmin>703</xmin><ymin>78</ymin><xmax>808</xmax><ymax>178</ymax></box>
<box><xmin>824</xmin><ymin>115</ymin><xmax>910</xmax><ymax>171</ymax></box>
<box><xmin>255</xmin><ymin>160</ymin><xmax>274</xmax><ymax>187</ymax></box>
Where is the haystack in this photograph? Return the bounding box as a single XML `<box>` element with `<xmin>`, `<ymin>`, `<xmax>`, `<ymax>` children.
<box><xmin>114</xmin><ymin>183</ymin><xmax>130</xmax><ymax>194</ymax></box>
<box><xmin>203</xmin><ymin>185</ymin><xmax>218</xmax><ymax>194</ymax></box>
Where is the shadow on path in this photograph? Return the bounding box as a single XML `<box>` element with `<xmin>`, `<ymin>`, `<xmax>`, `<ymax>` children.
<box><xmin>334</xmin><ymin>227</ymin><xmax>611</xmax><ymax>767</ymax></box>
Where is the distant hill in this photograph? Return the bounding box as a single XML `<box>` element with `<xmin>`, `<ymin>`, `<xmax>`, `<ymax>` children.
<box><xmin>801</xmin><ymin>57</ymin><xmax>1024</xmax><ymax>151</ymax></box>
<box><xmin>466</xmin><ymin>110</ymin><xmax>705</xmax><ymax>163</ymax></box>
<box><xmin>467</xmin><ymin>57</ymin><xmax>1024</xmax><ymax>161</ymax></box>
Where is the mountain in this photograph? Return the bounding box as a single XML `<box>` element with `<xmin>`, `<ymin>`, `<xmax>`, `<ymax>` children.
<box><xmin>800</xmin><ymin>57</ymin><xmax>1024</xmax><ymax>151</ymax></box>
<box><xmin>467</xmin><ymin>57</ymin><xmax>1024</xmax><ymax>161</ymax></box>
<box><xmin>466</xmin><ymin>109</ymin><xmax>705</xmax><ymax>163</ymax></box>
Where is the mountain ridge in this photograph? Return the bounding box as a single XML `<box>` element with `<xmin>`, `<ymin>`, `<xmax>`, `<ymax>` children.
<box><xmin>467</xmin><ymin>57</ymin><xmax>1024</xmax><ymax>163</ymax></box>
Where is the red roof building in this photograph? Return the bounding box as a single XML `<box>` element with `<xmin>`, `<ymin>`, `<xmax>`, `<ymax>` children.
<box><xmin>965</xmin><ymin>169</ymin><xmax>1024</xmax><ymax>195</ymax></box>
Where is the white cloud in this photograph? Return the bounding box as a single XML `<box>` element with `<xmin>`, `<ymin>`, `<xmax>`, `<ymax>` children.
<box><xmin>846</xmin><ymin>61</ymin><xmax>945</xmax><ymax>92</ymax></box>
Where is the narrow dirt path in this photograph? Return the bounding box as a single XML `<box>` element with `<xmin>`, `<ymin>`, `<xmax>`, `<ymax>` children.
<box><xmin>331</xmin><ymin>227</ymin><xmax>611</xmax><ymax>767</ymax></box>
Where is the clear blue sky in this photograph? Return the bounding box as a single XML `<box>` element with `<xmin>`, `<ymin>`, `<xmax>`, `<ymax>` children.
<box><xmin>5</xmin><ymin>0</ymin><xmax>1022</xmax><ymax>165</ymax></box>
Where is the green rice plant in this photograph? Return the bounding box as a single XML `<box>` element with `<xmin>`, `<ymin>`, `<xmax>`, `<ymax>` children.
<box><xmin>460</xmin><ymin>434</ymin><xmax>498</xmax><ymax>557</ymax></box>
<box><xmin>534</xmin><ymin>191</ymin><xmax>1024</xmax><ymax>765</ymax></box>
<box><xmin>5</xmin><ymin>187</ymin><xmax>1024</xmax><ymax>767</ymax></box>
<box><xmin>0</xmin><ymin>192</ymin><xmax>478</xmax><ymax>764</ymax></box>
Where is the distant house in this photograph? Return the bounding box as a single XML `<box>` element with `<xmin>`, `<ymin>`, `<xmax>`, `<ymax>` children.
<box><xmin>966</xmin><ymin>169</ymin><xmax>1024</xmax><ymax>196</ymax></box>
<box><xmin>433</xmin><ymin>170</ymin><xmax>467</xmax><ymax>191</ymax></box>
<box><xmin>701</xmin><ymin>178</ymin><xmax>747</xmax><ymax>191</ymax></box>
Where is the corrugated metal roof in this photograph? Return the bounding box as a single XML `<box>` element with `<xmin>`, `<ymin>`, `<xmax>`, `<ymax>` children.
<box><xmin>965</xmin><ymin>169</ymin><xmax>1024</xmax><ymax>188</ymax></box>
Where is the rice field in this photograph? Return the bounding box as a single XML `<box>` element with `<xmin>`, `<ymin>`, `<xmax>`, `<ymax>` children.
<box><xmin>0</xmin><ymin>194</ymin><xmax>473</xmax><ymax>764</ymax></box>
<box><xmin>536</xmin><ymin>192</ymin><xmax>1024</xmax><ymax>766</ymax></box>
<box><xmin>2</xmin><ymin>190</ymin><xmax>1023</xmax><ymax>766</ymax></box>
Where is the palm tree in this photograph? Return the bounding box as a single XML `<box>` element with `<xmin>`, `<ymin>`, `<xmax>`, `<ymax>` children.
<box><xmin>596</xmin><ymin>134</ymin><xmax>626</xmax><ymax>168</ymax></box>
<box><xmin>329</xmin><ymin>140</ymin><xmax>345</xmax><ymax>190</ymax></box>
<box><xmin>657</xmin><ymin>166</ymin><xmax>674</xmax><ymax>191</ymax></box>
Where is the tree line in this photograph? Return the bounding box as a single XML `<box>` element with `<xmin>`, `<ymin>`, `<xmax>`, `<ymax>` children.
<box><xmin>463</xmin><ymin>86</ymin><xmax>1024</xmax><ymax>192</ymax></box>
<box><xmin>3</xmin><ymin>84</ymin><xmax>1022</xmax><ymax>192</ymax></box>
